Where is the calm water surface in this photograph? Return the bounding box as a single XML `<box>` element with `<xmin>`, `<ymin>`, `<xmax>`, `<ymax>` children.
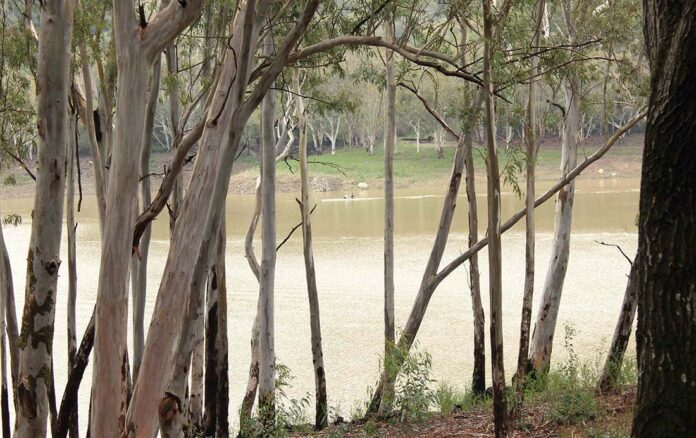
<box><xmin>1</xmin><ymin>177</ymin><xmax>639</xmax><ymax>431</ymax></box>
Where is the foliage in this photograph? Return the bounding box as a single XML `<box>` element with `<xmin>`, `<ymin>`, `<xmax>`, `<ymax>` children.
<box><xmin>238</xmin><ymin>362</ymin><xmax>313</xmax><ymax>437</ymax></box>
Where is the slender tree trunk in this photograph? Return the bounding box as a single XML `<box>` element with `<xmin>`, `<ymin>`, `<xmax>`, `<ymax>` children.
<box><xmin>294</xmin><ymin>67</ymin><xmax>328</xmax><ymax>429</ymax></box>
<box><xmin>633</xmin><ymin>3</ymin><xmax>696</xmax><ymax>433</ymax></box>
<box><xmin>0</xmin><ymin>221</ymin><xmax>11</xmax><ymax>438</ymax></box>
<box><xmin>528</xmin><ymin>75</ymin><xmax>580</xmax><ymax>374</ymax></box>
<box><xmin>598</xmin><ymin>259</ymin><xmax>637</xmax><ymax>393</ymax></box>
<box><xmin>165</xmin><ymin>43</ymin><xmax>183</xmax><ymax>235</ymax></box>
<box><xmin>483</xmin><ymin>1</ymin><xmax>507</xmax><ymax>434</ymax></box>
<box><xmin>378</xmin><ymin>8</ymin><xmax>396</xmax><ymax>417</ymax></box>
<box><xmin>14</xmin><ymin>2</ymin><xmax>75</xmax><ymax>436</ymax></box>
<box><xmin>66</xmin><ymin>102</ymin><xmax>79</xmax><ymax>438</ymax></box>
<box><xmin>2</xmin><ymin>226</ymin><xmax>19</xmax><ymax>404</ymax></box>
<box><xmin>256</xmin><ymin>31</ymin><xmax>279</xmax><ymax>427</ymax></box>
<box><xmin>368</xmin><ymin>88</ymin><xmax>484</xmax><ymax>412</ymax></box>
<box><xmin>458</xmin><ymin>21</ymin><xmax>486</xmax><ymax>397</ymax></box>
<box><xmin>133</xmin><ymin>55</ymin><xmax>161</xmax><ymax>383</ymax></box>
<box><xmin>212</xmin><ymin>223</ymin><xmax>229</xmax><ymax>437</ymax></box>
<box><xmin>516</xmin><ymin>0</ymin><xmax>545</xmax><ymax>387</ymax></box>
<box><xmin>79</xmin><ymin>45</ymin><xmax>106</xmax><ymax>229</ymax></box>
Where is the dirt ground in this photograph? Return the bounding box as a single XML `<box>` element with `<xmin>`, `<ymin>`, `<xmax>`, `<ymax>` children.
<box><xmin>295</xmin><ymin>387</ymin><xmax>636</xmax><ymax>438</ymax></box>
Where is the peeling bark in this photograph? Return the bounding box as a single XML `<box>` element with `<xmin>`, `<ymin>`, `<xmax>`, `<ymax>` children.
<box><xmin>14</xmin><ymin>1</ymin><xmax>76</xmax><ymax>436</ymax></box>
<box><xmin>528</xmin><ymin>74</ymin><xmax>581</xmax><ymax>374</ymax></box>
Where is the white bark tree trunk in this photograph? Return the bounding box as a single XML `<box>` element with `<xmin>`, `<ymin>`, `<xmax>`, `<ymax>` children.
<box><xmin>528</xmin><ymin>75</ymin><xmax>581</xmax><ymax>373</ymax></box>
<box><xmin>257</xmin><ymin>35</ymin><xmax>278</xmax><ymax>424</ymax></box>
<box><xmin>14</xmin><ymin>2</ymin><xmax>75</xmax><ymax>436</ymax></box>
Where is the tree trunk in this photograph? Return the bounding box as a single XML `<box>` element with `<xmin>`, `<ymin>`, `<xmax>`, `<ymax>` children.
<box><xmin>165</xmin><ymin>43</ymin><xmax>183</xmax><ymax>235</ymax></box>
<box><xmin>79</xmin><ymin>45</ymin><xmax>106</xmax><ymax>230</ymax></box>
<box><xmin>133</xmin><ymin>55</ymin><xmax>161</xmax><ymax>383</ymax></box>
<box><xmin>528</xmin><ymin>75</ymin><xmax>580</xmax><ymax>374</ymax></box>
<box><xmin>367</xmin><ymin>89</ymin><xmax>484</xmax><ymax>413</ymax></box>
<box><xmin>483</xmin><ymin>0</ymin><xmax>507</xmax><ymax>434</ymax></box>
<box><xmin>516</xmin><ymin>0</ymin><xmax>545</xmax><ymax>388</ymax></box>
<box><xmin>14</xmin><ymin>2</ymin><xmax>75</xmax><ymax>436</ymax></box>
<box><xmin>255</xmin><ymin>31</ymin><xmax>279</xmax><ymax>427</ymax></box>
<box><xmin>214</xmin><ymin>225</ymin><xmax>229</xmax><ymax>437</ymax></box>
<box><xmin>598</xmin><ymin>259</ymin><xmax>637</xmax><ymax>393</ymax></box>
<box><xmin>0</xmin><ymin>239</ymin><xmax>18</xmax><ymax>399</ymax></box>
<box><xmin>378</xmin><ymin>8</ymin><xmax>396</xmax><ymax>417</ymax></box>
<box><xmin>633</xmin><ymin>3</ymin><xmax>696</xmax><ymax>434</ymax></box>
<box><xmin>66</xmin><ymin>102</ymin><xmax>79</xmax><ymax>438</ymax></box>
<box><xmin>458</xmin><ymin>21</ymin><xmax>486</xmax><ymax>397</ymax></box>
<box><xmin>0</xmin><ymin>220</ymin><xmax>12</xmax><ymax>437</ymax></box>
<box><xmin>203</xmin><ymin>217</ymin><xmax>226</xmax><ymax>436</ymax></box>
<box><xmin>127</xmin><ymin>4</ymin><xmax>260</xmax><ymax>436</ymax></box>
<box><xmin>294</xmin><ymin>67</ymin><xmax>328</xmax><ymax>429</ymax></box>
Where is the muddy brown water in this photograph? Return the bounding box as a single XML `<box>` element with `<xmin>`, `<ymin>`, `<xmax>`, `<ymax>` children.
<box><xmin>1</xmin><ymin>177</ymin><xmax>639</xmax><ymax>432</ymax></box>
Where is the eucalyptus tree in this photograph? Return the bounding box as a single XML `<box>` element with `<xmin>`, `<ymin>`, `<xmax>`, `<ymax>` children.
<box><xmin>379</xmin><ymin>0</ymin><xmax>397</xmax><ymax>416</ymax></box>
<box><xmin>90</xmin><ymin>1</ymin><xmax>206</xmax><ymax>435</ymax></box>
<box><xmin>633</xmin><ymin>1</ymin><xmax>696</xmax><ymax>434</ymax></box>
<box><xmin>13</xmin><ymin>1</ymin><xmax>76</xmax><ymax>436</ymax></box>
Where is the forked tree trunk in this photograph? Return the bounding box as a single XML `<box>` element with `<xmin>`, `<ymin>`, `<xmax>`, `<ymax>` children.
<box><xmin>368</xmin><ymin>88</ymin><xmax>484</xmax><ymax>413</ymax></box>
<box><xmin>633</xmin><ymin>3</ymin><xmax>696</xmax><ymax>434</ymax></box>
<box><xmin>134</xmin><ymin>2</ymin><xmax>320</xmax><ymax>435</ymax></box>
<box><xmin>528</xmin><ymin>75</ymin><xmax>580</xmax><ymax>374</ymax></box>
<box><xmin>598</xmin><ymin>258</ymin><xmax>637</xmax><ymax>393</ymax></box>
<box><xmin>126</xmin><ymin>4</ymin><xmax>260</xmax><ymax>436</ymax></box>
<box><xmin>482</xmin><ymin>0</ymin><xmax>507</xmax><ymax>435</ymax></box>
<box><xmin>91</xmin><ymin>2</ymin><xmax>205</xmax><ymax>435</ymax></box>
<box><xmin>378</xmin><ymin>7</ymin><xmax>396</xmax><ymax>417</ymax></box>
<box><xmin>65</xmin><ymin>101</ymin><xmax>79</xmax><ymax>438</ymax></box>
<box><xmin>516</xmin><ymin>0</ymin><xmax>545</xmax><ymax>388</ymax></box>
<box><xmin>14</xmin><ymin>2</ymin><xmax>75</xmax><ymax>436</ymax></box>
<box><xmin>294</xmin><ymin>67</ymin><xmax>328</xmax><ymax>429</ymax></box>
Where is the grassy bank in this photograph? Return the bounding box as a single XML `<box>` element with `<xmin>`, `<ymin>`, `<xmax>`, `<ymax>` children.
<box><xmin>1</xmin><ymin>135</ymin><xmax>643</xmax><ymax>199</ymax></box>
<box><xmin>231</xmin><ymin>134</ymin><xmax>643</xmax><ymax>193</ymax></box>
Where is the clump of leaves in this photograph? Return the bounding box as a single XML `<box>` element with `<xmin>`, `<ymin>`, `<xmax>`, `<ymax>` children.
<box><xmin>3</xmin><ymin>213</ymin><xmax>21</xmax><ymax>226</ymax></box>
<box><xmin>238</xmin><ymin>362</ymin><xmax>312</xmax><ymax>437</ymax></box>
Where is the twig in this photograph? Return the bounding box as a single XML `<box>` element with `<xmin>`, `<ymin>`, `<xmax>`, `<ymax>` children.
<box><xmin>75</xmin><ymin>113</ymin><xmax>83</xmax><ymax>212</ymax></box>
<box><xmin>276</xmin><ymin>203</ymin><xmax>317</xmax><ymax>252</ymax></box>
<box><xmin>594</xmin><ymin>240</ymin><xmax>633</xmax><ymax>265</ymax></box>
